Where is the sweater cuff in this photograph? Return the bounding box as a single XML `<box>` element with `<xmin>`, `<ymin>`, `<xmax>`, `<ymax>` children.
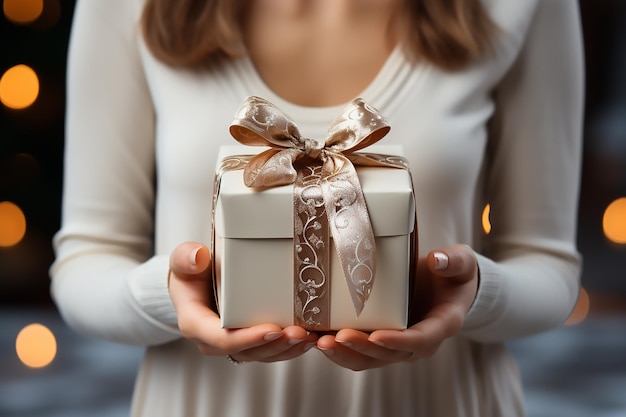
<box><xmin>127</xmin><ymin>255</ymin><xmax>179</xmax><ymax>328</ymax></box>
<box><xmin>461</xmin><ymin>253</ymin><xmax>506</xmax><ymax>336</ymax></box>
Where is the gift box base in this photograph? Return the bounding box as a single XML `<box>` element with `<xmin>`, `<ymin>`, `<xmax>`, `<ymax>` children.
<box><xmin>215</xmin><ymin>234</ymin><xmax>410</xmax><ymax>330</ymax></box>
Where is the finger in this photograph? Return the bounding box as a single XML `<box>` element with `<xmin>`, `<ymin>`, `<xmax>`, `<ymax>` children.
<box><xmin>191</xmin><ymin>322</ymin><xmax>286</xmax><ymax>356</ymax></box>
<box><xmin>268</xmin><ymin>338</ymin><xmax>318</xmax><ymax>360</ymax></box>
<box><xmin>167</xmin><ymin>242</ymin><xmax>222</xmax><ymax>351</ymax></box>
<box><xmin>334</xmin><ymin>329</ymin><xmax>412</xmax><ymax>361</ymax></box>
<box><xmin>168</xmin><ymin>243</ymin><xmax>213</xmax><ymax>312</ymax></box>
<box><xmin>169</xmin><ymin>242</ymin><xmax>211</xmax><ymax>281</ymax></box>
<box><xmin>235</xmin><ymin>326</ymin><xmax>307</xmax><ymax>357</ymax></box>
<box><xmin>316</xmin><ymin>334</ymin><xmax>391</xmax><ymax>371</ymax></box>
<box><xmin>239</xmin><ymin>328</ymin><xmax>319</xmax><ymax>362</ymax></box>
<box><xmin>427</xmin><ymin>244</ymin><xmax>477</xmax><ymax>283</ymax></box>
<box><xmin>369</xmin><ymin>302</ymin><xmax>465</xmax><ymax>353</ymax></box>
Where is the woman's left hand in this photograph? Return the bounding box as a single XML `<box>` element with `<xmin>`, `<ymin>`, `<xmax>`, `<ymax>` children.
<box><xmin>316</xmin><ymin>244</ymin><xmax>479</xmax><ymax>371</ymax></box>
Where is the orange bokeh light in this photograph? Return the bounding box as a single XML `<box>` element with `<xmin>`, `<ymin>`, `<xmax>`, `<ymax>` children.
<box><xmin>15</xmin><ymin>324</ymin><xmax>57</xmax><ymax>368</ymax></box>
<box><xmin>3</xmin><ymin>0</ymin><xmax>43</xmax><ymax>24</ymax></box>
<box><xmin>0</xmin><ymin>201</ymin><xmax>27</xmax><ymax>247</ymax></box>
<box><xmin>482</xmin><ymin>204</ymin><xmax>491</xmax><ymax>234</ymax></box>
<box><xmin>603</xmin><ymin>197</ymin><xmax>626</xmax><ymax>244</ymax></box>
<box><xmin>0</xmin><ymin>64</ymin><xmax>40</xmax><ymax>109</ymax></box>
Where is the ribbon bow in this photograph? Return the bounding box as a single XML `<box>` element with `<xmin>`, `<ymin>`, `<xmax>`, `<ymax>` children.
<box><xmin>229</xmin><ymin>96</ymin><xmax>397</xmax><ymax>329</ymax></box>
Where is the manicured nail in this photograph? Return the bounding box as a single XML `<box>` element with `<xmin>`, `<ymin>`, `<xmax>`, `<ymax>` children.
<box><xmin>317</xmin><ymin>346</ymin><xmax>335</xmax><ymax>355</ymax></box>
<box><xmin>370</xmin><ymin>340</ymin><xmax>386</xmax><ymax>347</ymax></box>
<box><xmin>264</xmin><ymin>332</ymin><xmax>283</xmax><ymax>341</ymax></box>
<box><xmin>335</xmin><ymin>339</ymin><xmax>352</xmax><ymax>347</ymax></box>
<box><xmin>288</xmin><ymin>338</ymin><xmax>306</xmax><ymax>345</ymax></box>
<box><xmin>189</xmin><ymin>246</ymin><xmax>202</xmax><ymax>266</ymax></box>
<box><xmin>433</xmin><ymin>252</ymin><xmax>449</xmax><ymax>270</ymax></box>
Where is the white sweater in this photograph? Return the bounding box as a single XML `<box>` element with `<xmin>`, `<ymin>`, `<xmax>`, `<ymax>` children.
<box><xmin>51</xmin><ymin>0</ymin><xmax>584</xmax><ymax>416</ymax></box>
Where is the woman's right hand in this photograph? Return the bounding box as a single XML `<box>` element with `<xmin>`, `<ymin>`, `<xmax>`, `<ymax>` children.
<box><xmin>168</xmin><ymin>242</ymin><xmax>317</xmax><ymax>363</ymax></box>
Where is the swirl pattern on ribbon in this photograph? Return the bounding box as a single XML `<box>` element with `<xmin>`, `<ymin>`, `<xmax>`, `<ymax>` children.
<box><xmin>293</xmin><ymin>163</ymin><xmax>330</xmax><ymax>329</ymax></box>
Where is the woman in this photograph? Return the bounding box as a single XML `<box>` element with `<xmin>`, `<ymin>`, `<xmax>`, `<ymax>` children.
<box><xmin>51</xmin><ymin>0</ymin><xmax>584</xmax><ymax>415</ymax></box>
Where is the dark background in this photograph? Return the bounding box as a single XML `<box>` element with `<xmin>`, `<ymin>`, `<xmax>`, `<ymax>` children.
<box><xmin>1</xmin><ymin>0</ymin><xmax>74</xmax><ymax>306</ymax></box>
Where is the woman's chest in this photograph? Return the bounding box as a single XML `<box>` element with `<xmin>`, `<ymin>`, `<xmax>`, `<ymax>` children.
<box><xmin>241</xmin><ymin>1</ymin><xmax>403</xmax><ymax>107</ymax></box>
<box><xmin>150</xmin><ymin>62</ymin><xmax>494</xmax><ymax>207</ymax></box>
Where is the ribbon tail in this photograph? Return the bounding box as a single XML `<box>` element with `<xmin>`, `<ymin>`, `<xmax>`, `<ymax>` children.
<box><xmin>321</xmin><ymin>155</ymin><xmax>376</xmax><ymax>317</ymax></box>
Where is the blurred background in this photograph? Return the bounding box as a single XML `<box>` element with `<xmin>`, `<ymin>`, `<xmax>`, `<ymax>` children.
<box><xmin>1</xmin><ymin>0</ymin><xmax>625</xmax><ymax>416</ymax></box>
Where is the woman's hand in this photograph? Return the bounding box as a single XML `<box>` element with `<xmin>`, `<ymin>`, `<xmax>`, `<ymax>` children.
<box><xmin>168</xmin><ymin>242</ymin><xmax>317</xmax><ymax>363</ymax></box>
<box><xmin>316</xmin><ymin>244</ymin><xmax>479</xmax><ymax>371</ymax></box>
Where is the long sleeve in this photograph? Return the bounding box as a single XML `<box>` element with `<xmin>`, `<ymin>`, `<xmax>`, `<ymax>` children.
<box><xmin>461</xmin><ymin>0</ymin><xmax>585</xmax><ymax>341</ymax></box>
<box><xmin>50</xmin><ymin>0</ymin><xmax>180</xmax><ymax>345</ymax></box>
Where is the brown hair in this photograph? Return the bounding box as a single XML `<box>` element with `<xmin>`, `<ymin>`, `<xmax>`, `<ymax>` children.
<box><xmin>141</xmin><ymin>0</ymin><xmax>496</xmax><ymax>71</ymax></box>
<box><xmin>403</xmin><ymin>0</ymin><xmax>497</xmax><ymax>69</ymax></box>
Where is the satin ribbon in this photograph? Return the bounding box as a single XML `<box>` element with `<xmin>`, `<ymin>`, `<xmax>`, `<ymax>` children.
<box><xmin>226</xmin><ymin>96</ymin><xmax>407</xmax><ymax>330</ymax></box>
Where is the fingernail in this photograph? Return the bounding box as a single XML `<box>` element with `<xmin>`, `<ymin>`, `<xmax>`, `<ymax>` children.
<box><xmin>264</xmin><ymin>332</ymin><xmax>283</xmax><ymax>341</ymax></box>
<box><xmin>317</xmin><ymin>346</ymin><xmax>335</xmax><ymax>355</ymax></box>
<box><xmin>335</xmin><ymin>339</ymin><xmax>352</xmax><ymax>347</ymax></box>
<box><xmin>288</xmin><ymin>338</ymin><xmax>306</xmax><ymax>345</ymax></box>
<box><xmin>433</xmin><ymin>252</ymin><xmax>449</xmax><ymax>270</ymax></box>
<box><xmin>189</xmin><ymin>246</ymin><xmax>202</xmax><ymax>266</ymax></box>
<box><xmin>303</xmin><ymin>342</ymin><xmax>316</xmax><ymax>352</ymax></box>
<box><xmin>370</xmin><ymin>340</ymin><xmax>386</xmax><ymax>347</ymax></box>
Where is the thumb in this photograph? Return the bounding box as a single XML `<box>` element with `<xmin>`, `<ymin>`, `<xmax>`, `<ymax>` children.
<box><xmin>427</xmin><ymin>244</ymin><xmax>477</xmax><ymax>283</ymax></box>
<box><xmin>169</xmin><ymin>242</ymin><xmax>211</xmax><ymax>281</ymax></box>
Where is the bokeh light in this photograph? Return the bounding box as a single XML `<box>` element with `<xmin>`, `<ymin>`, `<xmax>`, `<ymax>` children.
<box><xmin>564</xmin><ymin>287</ymin><xmax>590</xmax><ymax>326</ymax></box>
<box><xmin>3</xmin><ymin>0</ymin><xmax>43</xmax><ymax>24</ymax></box>
<box><xmin>15</xmin><ymin>323</ymin><xmax>57</xmax><ymax>368</ymax></box>
<box><xmin>0</xmin><ymin>201</ymin><xmax>27</xmax><ymax>247</ymax></box>
<box><xmin>0</xmin><ymin>64</ymin><xmax>40</xmax><ymax>109</ymax></box>
<box><xmin>482</xmin><ymin>204</ymin><xmax>491</xmax><ymax>234</ymax></box>
<box><xmin>603</xmin><ymin>197</ymin><xmax>626</xmax><ymax>244</ymax></box>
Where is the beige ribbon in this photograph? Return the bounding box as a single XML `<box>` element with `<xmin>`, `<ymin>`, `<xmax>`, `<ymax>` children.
<box><xmin>226</xmin><ymin>96</ymin><xmax>408</xmax><ymax>330</ymax></box>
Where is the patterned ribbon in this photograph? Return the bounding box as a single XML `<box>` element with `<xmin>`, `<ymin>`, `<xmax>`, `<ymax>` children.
<box><xmin>223</xmin><ymin>96</ymin><xmax>408</xmax><ymax>330</ymax></box>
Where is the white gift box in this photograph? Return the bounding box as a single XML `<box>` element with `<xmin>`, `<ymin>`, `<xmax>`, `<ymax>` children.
<box><xmin>213</xmin><ymin>145</ymin><xmax>416</xmax><ymax>331</ymax></box>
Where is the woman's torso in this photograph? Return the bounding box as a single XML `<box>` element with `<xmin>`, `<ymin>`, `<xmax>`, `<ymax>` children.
<box><xmin>133</xmin><ymin>1</ymin><xmax>537</xmax><ymax>415</ymax></box>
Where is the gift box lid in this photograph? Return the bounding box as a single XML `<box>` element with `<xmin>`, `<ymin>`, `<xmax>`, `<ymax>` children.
<box><xmin>214</xmin><ymin>145</ymin><xmax>415</xmax><ymax>239</ymax></box>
